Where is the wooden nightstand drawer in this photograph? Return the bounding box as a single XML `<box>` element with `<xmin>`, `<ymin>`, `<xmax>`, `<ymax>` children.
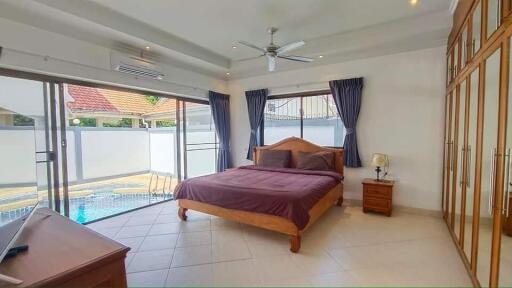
<box><xmin>364</xmin><ymin>197</ymin><xmax>391</xmax><ymax>210</ymax></box>
<box><xmin>364</xmin><ymin>186</ymin><xmax>391</xmax><ymax>199</ymax></box>
<box><xmin>362</xmin><ymin>178</ymin><xmax>394</xmax><ymax>217</ymax></box>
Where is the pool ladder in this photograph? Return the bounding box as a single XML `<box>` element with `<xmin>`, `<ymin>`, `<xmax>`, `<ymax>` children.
<box><xmin>148</xmin><ymin>172</ymin><xmax>173</xmax><ymax>197</ymax></box>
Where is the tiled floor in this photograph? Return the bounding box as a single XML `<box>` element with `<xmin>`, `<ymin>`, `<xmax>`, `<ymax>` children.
<box><xmin>86</xmin><ymin>201</ymin><xmax>472</xmax><ymax>287</ymax></box>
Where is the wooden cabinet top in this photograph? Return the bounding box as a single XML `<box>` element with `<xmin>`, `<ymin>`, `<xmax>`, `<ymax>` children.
<box><xmin>362</xmin><ymin>178</ymin><xmax>395</xmax><ymax>187</ymax></box>
<box><xmin>0</xmin><ymin>208</ymin><xmax>129</xmax><ymax>287</ymax></box>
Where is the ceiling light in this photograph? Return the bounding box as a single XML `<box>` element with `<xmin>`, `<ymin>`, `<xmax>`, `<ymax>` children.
<box><xmin>409</xmin><ymin>0</ymin><xmax>418</xmax><ymax>6</ymax></box>
<box><xmin>145</xmin><ymin>46</ymin><xmax>150</xmax><ymax>50</ymax></box>
<box><xmin>318</xmin><ymin>55</ymin><xmax>324</xmax><ymax>58</ymax></box>
<box><xmin>232</xmin><ymin>45</ymin><xmax>238</xmax><ymax>49</ymax></box>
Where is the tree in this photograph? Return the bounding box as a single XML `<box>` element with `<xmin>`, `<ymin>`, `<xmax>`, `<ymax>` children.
<box><xmin>145</xmin><ymin>95</ymin><xmax>160</xmax><ymax>105</ymax></box>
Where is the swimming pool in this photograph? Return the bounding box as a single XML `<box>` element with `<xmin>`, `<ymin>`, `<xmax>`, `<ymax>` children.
<box><xmin>0</xmin><ymin>183</ymin><xmax>172</xmax><ymax>225</ymax></box>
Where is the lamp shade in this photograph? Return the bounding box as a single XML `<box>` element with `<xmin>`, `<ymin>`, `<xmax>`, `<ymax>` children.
<box><xmin>371</xmin><ymin>153</ymin><xmax>388</xmax><ymax>167</ymax></box>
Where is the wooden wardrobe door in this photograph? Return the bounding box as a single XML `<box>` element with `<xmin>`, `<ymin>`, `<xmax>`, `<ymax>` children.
<box><xmin>477</xmin><ymin>47</ymin><xmax>501</xmax><ymax>287</ymax></box>
<box><xmin>455</xmin><ymin>79</ymin><xmax>468</xmax><ymax>242</ymax></box>
<box><xmin>444</xmin><ymin>93</ymin><xmax>453</xmax><ymax>220</ymax></box>
<box><xmin>497</xmin><ymin>37</ymin><xmax>512</xmax><ymax>288</ymax></box>
<box><xmin>465</xmin><ymin>67</ymin><xmax>480</xmax><ymax>263</ymax></box>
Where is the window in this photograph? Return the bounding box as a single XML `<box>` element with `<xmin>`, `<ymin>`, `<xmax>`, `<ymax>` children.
<box><xmin>262</xmin><ymin>92</ymin><xmax>345</xmax><ymax>147</ymax></box>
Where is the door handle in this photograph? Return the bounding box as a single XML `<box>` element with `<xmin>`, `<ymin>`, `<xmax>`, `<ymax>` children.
<box><xmin>35</xmin><ymin>150</ymin><xmax>56</xmax><ymax>162</ymax></box>
<box><xmin>466</xmin><ymin>145</ymin><xmax>472</xmax><ymax>188</ymax></box>
<box><xmin>489</xmin><ymin>148</ymin><xmax>497</xmax><ymax>216</ymax></box>
<box><xmin>459</xmin><ymin>147</ymin><xmax>464</xmax><ymax>187</ymax></box>
<box><xmin>505</xmin><ymin>148</ymin><xmax>511</xmax><ymax>217</ymax></box>
<box><xmin>497</xmin><ymin>0</ymin><xmax>501</xmax><ymax>28</ymax></box>
<box><xmin>450</xmin><ymin>142</ymin><xmax>454</xmax><ymax>172</ymax></box>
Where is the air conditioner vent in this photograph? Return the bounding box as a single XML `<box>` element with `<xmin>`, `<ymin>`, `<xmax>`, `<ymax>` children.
<box><xmin>111</xmin><ymin>52</ymin><xmax>165</xmax><ymax>80</ymax></box>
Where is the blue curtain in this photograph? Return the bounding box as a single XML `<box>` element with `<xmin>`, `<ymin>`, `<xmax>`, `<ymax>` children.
<box><xmin>245</xmin><ymin>89</ymin><xmax>268</xmax><ymax>160</ymax></box>
<box><xmin>209</xmin><ymin>91</ymin><xmax>231</xmax><ymax>172</ymax></box>
<box><xmin>329</xmin><ymin>77</ymin><xmax>363</xmax><ymax>167</ymax></box>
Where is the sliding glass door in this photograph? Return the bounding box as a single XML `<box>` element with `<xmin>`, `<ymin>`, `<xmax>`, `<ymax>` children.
<box><xmin>0</xmin><ymin>71</ymin><xmax>216</xmax><ymax>224</ymax></box>
<box><xmin>0</xmin><ymin>77</ymin><xmax>66</xmax><ymax>225</ymax></box>
<box><xmin>179</xmin><ymin>101</ymin><xmax>217</xmax><ymax>179</ymax></box>
<box><xmin>63</xmin><ymin>84</ymin><xmax>178</xmax><ymax>223</ymax></box>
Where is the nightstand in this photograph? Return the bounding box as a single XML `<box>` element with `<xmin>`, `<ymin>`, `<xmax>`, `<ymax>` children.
<box><xmin>362</xmin><ymin>178</ymin><xmax>394</xmax><ymax>216</ymax></box>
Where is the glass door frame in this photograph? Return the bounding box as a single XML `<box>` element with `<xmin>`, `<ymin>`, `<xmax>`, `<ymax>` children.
<box><xmin>0</xmin><ymin>67</ymin><xmax>212</xmax><ymax>222</ymax></box>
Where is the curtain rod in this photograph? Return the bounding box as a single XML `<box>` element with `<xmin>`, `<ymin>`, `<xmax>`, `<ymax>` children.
<box><xmin>246</xmin><ymin>80</ymin><xmax>329</xmax><ymax>93</ymax></box>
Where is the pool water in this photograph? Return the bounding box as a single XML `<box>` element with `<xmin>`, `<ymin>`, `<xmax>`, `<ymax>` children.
<box><xmin>0</xmin><ymin>183</ymin><xmax>172</xmax><ymax>225</ymax></box>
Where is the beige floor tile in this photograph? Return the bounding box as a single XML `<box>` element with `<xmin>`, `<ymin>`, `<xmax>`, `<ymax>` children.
<box><xmin>125</xmin><ymin>215</ymin><xmax>158</xmax><ymax>226</ymax></box>
<box><xmin>116</xmin><ymin>224</ymin><xmax>151</xmax><ymax>239</ymax></box>
<box><xmin>127</xmin><ymin>249</ymin><xmax>174</xmax><ymax>273</ymax></box>
<box><xmin>127</xmin><ymin>269</ymin><xmax>169</xmax><ymax>287</ymax></box>
<box><xmin>212</xmin><ymin>259</ymin><xmax>260</xmax><ymax>286</ymax></box>
<box><xmin>290</xmin><ymin>249</ymin><xmax>343</xmax><ymax>276</ymax></box>
<box><xmin>212</xmin><ymin>240</ymin><xmax>252</xmax><ymax>262</ymax></box>
<box><xmin>89</xmin><ymin>226</ymin><xmax>121</xmax><ymax>238</ymax></box>
<box><xmin>179</xmin><ymin>220</ymin><xmax>211</xmax><ymax>233</ymax></box>
<box><xmin>166</xmin><ymin>264</ymin><xmax>214</xmax><ymax>287</ymax></box>
<box><xmin>116</xmin><ymin>236</ymin><xmax>145</xmax><ymax>253</ymax></box>
<box><xmin>148</xmin><ymin>222</ymin><xmax>181</xmax><ymax>235</ymax></box>
<box><xmin>252</xmin><ymin>255</ymin><xmax>306</xmax><ymax>282</ymax></box>
<box><xmin>176</xmin><ymin>231</ymin><xmax>212</xmax><ymax>247</ymax></box>
<box><xmin>259</xmin><ymin>277</ymin><xmax>313</xmax><ymax>287</ymax></box>
<box><xmin>171</xmin><ymin>245</ymin><xmax>213</xmax><ymax>267</ymax></box>
<box><xmin>139</xmin><ymin>234</ymin><xmax>178</xmax><ymax>252</ymax></box>
<box><xmin>91</xmin><ymin>201</ymin><xmax>471</xmax><ymax>287</ymax></box>
<box><xmin>309</xmin><ymin>271</ymin><xmax>360</xmax><ymax>287</ymax></box>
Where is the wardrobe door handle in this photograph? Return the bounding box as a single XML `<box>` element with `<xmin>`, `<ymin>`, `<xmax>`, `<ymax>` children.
<box><xmin>497</xmin><ymin>0</ymin><xmax>501</xmax><ymax>28</ymax></box>
<box><xmin>503</xmin><ymin>148</ymin><xmax>512</xmax><ymax>217</ymax></box>
<box><xmin>489</xmin><ymin>148</ymin><xmax>497</xmax><ymax>216</ymax></box>
<box><xmin>450</xmin><ymin>142</ymin><xmax>454</xmax><ymax>172</ymax></box>
<box><xmin>466</xmin><ymin>145</ymin><xmax>472</xmax><ymax>188</ymax></box>
<box><xmin>459</xmin><ymin>148</ymin><xmax>464</xmax><ymax>187</ymax></box>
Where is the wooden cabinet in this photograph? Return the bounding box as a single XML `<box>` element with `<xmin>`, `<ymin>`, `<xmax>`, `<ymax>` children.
<box><xmin>362</xmin><ymin>178</ymin><xmax>394</xmax><ymax>217</ymax></box>
<box><xmin>444</xmin><ymin>1</ymin><xmax>512</xmax><ymax>287</ymax></box>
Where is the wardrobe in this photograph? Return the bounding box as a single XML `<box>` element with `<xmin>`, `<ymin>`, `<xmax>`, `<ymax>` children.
<box><xmin>444</xmin><ymin>0</ymin><xmax>512</xmax><ymax>286</ymax></box>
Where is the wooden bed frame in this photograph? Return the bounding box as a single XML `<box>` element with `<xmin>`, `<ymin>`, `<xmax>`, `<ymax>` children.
<box><xmin>177</xmin><ymin>137</ymin><xmax>344</xmax><ymax>253</ymax></box>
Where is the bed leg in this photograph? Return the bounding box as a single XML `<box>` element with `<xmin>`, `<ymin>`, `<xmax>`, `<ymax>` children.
<box><xmin>178</xmin><ymin>207</ymin><xmax>188</xmax><ymax>221</ymax></box>
<box><xmin>336</xmin><ymin>196</ymin><xmax>344</xmax><ymax>206</ymax></box>
<box><xmin>289</xmin><ymin>235</ymin><xmax>301</xmax><ymax>253</ymax></box>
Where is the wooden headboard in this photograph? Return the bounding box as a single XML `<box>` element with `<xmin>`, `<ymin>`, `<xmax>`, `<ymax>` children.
<box><xmin>253</xmin><ymin>137</ymin><xmax>344</xmax><ymax>177</ymax></box>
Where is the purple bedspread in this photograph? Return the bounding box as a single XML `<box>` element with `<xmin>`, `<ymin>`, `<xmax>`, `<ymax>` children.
<box><xmin>173</xmin><ymin>165</ymin><xmax>343</xmax><ymax>230</ymax></box>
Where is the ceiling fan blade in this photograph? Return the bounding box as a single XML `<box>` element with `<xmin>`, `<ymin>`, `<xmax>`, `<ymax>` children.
<box><xmin>276</xmin><ymin>41</ymin><xmax>305</xmax><ymax>54</ymax></box>
<box><xmin>233</xmin><ymin>54</ymin><xmax>265</xmax><ymax>62</ymax></box>
<box><xmin>278</xmin><ymin>55</ymin><xmax>314</xmax><ymax>63</ymax></box>
<box><xmin>238</xmin><ymin>40</ymin><xmax>266</xmax><ymax>53</ymax></box>
<box><xmin>268</xmin><ymin>56</ymin><xmax>276</xmax><ymax>72</ymax></box>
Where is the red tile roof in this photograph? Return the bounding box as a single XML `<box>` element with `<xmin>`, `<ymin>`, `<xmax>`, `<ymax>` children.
<box><xmin>67</xmin><ymin>85</ymin><xmax>118</xmax><ymax>113</ymax></box>
<box><xmin>66</xmin><ymin>84</ymin><xmax>205</xmax><ymax>117</ymax></box>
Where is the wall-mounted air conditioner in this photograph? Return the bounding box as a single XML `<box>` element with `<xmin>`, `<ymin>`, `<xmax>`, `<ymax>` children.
<box><xmin>110</xmin><ymin>52</ymin><xmax>165</xmax><ymax>80</ymax></box>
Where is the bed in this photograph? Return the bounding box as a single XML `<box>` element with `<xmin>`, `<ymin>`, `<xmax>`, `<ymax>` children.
<box><xmin>174</xmin><ymin>137</ymin><xmax>344</xmax><ymax>252</ymax></box>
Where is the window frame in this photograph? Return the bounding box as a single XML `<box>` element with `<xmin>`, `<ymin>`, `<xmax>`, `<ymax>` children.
<box><xmin>260</xmin><ymin>89</ymin><xmax>344</xmax><ymax>148</ymax></box>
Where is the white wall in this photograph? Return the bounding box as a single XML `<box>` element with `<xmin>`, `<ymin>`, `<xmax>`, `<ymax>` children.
<box><xmin>0</xmin><ymin>129</ymin><xmax>36</xmax><ymax>184</ymax></box>
<box><xmin>149</xmin><ymin>129</ymin><xmax>176</xmax><ymax>175</ymax></box>
<box><xmin>0</xmin><ymin>17</ymin><xmax>228</xmax><ymax>100</ymax></box>
<box><xmin>228</xmin><ymin>47</ymin><xmax>446</xmax><ymax>211</ymax></box>
<box><xmin>81</xmin><ymin>130</ymin><xmax>150</xmax><ymax>179</ymax></box>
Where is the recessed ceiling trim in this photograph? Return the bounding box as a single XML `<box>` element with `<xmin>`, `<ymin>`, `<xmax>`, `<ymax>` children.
<box><xmin>34</xmin><ymin>0</ymin><xmax>230</xmax><ymax>69</ymax></box>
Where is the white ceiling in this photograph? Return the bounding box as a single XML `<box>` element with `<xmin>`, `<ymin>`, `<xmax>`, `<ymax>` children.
<box><xmin>0</xmin><ymin>0</ymin><xmax>452</xmax><ymax>79</ymax></box>
<box><xmin>89</xmin><ymin>0</ymin><xmax>450</xmax><ymax>61</ymax></box>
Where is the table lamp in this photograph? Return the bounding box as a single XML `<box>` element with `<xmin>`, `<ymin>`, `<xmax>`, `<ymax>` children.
<box><xmin>371</xmin><ymin>153</ymin><xmax>389</xmax><ymax>181</ymax></box>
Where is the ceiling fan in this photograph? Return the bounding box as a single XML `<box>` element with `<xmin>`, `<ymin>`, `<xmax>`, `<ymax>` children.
<box><xmin>238</xmin><ymin>27</ymin><xmax>313</xmax><ymax>72</ymax></box>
